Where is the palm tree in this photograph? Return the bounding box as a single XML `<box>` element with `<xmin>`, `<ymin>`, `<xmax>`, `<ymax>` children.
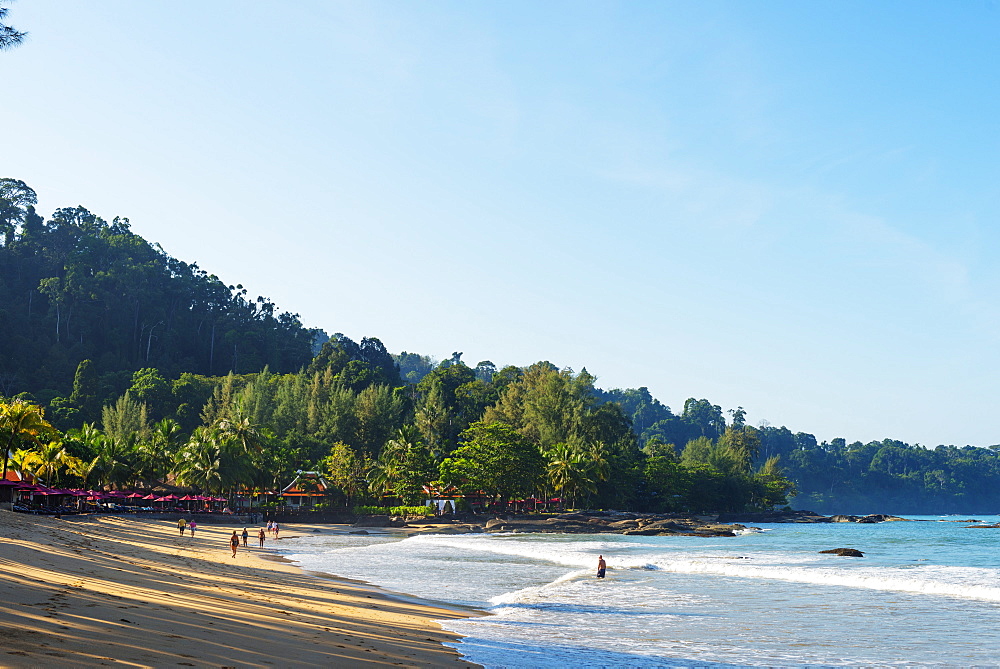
<box><xmin>136</xmin><ymin>418</ymin><xmax>182</xmax><ymax>487</ymax></box>
<box><xmin>216</xmin><ymin>406</ymin><xmax>264</xmax><ymax>457</ymax></box>
<box><xmin>1</xmin><ymin>399</ymin><xmax>58</xmax><ymax>481</ymax></box>
<box><xmin>7</xmin><ymin>448</ymin><xmax>32</xmax><ymax>475</ymax></box>
<box><xmin>21</xmin><ymin>440</ymin><xmax>73</xmax><ymax>487</ymax></box>
<box><xmin>87</xmin><ymin>433</ymin><xmax>137</xmax><ymax>490</ymax></box>
<box><xmin>371</xmin><ymin>426</ymin><xmax>435</xmax><ymax>505</ymax></box>
<box><xmin>545</xmin><ymin>439</ymin><xmax>600</xmax><ymax>509</ymax></box>
<box><xmin>215</xmin><ymin>408</ymin><xmax>267</xmax><ymax>504</ymax></box>
<box><xmin>173</xmin><ymin>427</ymin><xmax>224</xmax><ymax>494</ymax></box>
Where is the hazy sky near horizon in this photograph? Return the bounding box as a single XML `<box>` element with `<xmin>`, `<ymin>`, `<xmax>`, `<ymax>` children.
<box><xmin>4</xmin><ymin>1</ymin><xmax>1000</xmax><ymax>447</ymax></box>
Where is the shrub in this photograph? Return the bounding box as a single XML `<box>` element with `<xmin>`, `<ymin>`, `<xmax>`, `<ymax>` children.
<box><xmin>352</xmin><ymin>506</ymin><xmax>390</xmax><ymax>515</ymax></box>
<box><xmin>389</xmin><ymin>505</ymin><xmax>434</xmax><ymax>517</ymax></box>
<box><xmin>353</xmin><ymin>505</ymin><xmax>435</xmax><ymax>516</ymax></box>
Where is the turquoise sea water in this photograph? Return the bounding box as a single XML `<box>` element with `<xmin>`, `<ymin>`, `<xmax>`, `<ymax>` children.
<box><xmin>280</xmin><ymin>515</ymin><xmax>1000</xmax><ymax>667</ymax></box>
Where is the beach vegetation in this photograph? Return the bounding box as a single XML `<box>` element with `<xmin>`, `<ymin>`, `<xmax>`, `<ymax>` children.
<box><xmin>7</xmin><ymin>180</ymin><xmax>1000</xmax><ymax>514</ymax></box>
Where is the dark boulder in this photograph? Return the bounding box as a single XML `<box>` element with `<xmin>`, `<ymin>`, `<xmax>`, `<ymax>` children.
<box><xmin>819</xmin><ymin>548</ymin><xmax>864</xmax><ymax>557</ymax></box>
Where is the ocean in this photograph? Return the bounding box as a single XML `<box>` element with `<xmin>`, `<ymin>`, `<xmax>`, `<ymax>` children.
<box><xmin>279</xmin><ymin>515</ymin><xmax>1000</xmax><ymax>667</ymax></box>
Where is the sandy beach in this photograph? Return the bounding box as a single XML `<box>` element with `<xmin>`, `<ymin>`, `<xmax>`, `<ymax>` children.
<box><xmin>0</xmin><ymin>511</ymin><xmax>480</xmax><ymax>668</ymax></box>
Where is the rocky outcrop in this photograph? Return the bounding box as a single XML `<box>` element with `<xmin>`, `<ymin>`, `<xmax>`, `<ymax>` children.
<box><xmin>480</xmin><ymin>513</ymin><xmax>743</xmax><ymax>537</ymax></box>
<box><xmin>414</xmin><ymin>524</ymin><xmax>485</xmax><ymax>534</ymax></box>
<box><xmin>368</xmin><ymin>509</ymin><xmax>910</xmax><ymax>537</ymax></box>
<box><xmin>718</xmin><ymin>509</ymin><xmax>832</xmax><ymax>523</ymax></box>
<box><xmin>819</xmin><ymin>548</ymin><xmax>864</xmax><ymax>557</ymax></box>
<box><xmin>720</xmin><ymin>510</ymin><xmax>910</xmax><ymax>524</ymax></box>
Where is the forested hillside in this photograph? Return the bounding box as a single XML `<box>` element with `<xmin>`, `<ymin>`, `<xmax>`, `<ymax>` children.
<box><xmin>3</xmin><ymin>179</ymin><xmax>1000</xmax><ymax>514</ymax></box>
<box><xmin>0</xmin><ymin>179</ymin><xmax>316</xmax><ymax>403</ymax></box>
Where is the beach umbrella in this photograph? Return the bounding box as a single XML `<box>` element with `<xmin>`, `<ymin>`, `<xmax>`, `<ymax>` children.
<box><xmin>179</xmin><ymin>494</ymin><xmax>194</xmax><ymax>501</ymax></box>
<box><xmin>160</xmin><ymin>494</ymin><xmax>179</xmax><ymax>500</ymax></box>
<box><xmin>142</xmin><ymin>493</ymin><xmax>157</xmax><ymax>500</ymax></box>
<box><xmin>126</xmin><ymin>492</ymin><xmax>145</xmax><ymax>498</ymax></box>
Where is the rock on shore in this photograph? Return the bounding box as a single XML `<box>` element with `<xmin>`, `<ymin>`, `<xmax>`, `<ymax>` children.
<box><xmin>414</xmin><ymin>512</ymin><xmax>747</xmax><ymax>537</ymax></box>
<box><xmin>718</xmin><ymin>510</ymin><xmax>909</xmax><ymax>524</ymax></box>
<box><xmin>381</xmin><ymin>509</ymin><xmax>917</xmax><ymax>536</ymax></box>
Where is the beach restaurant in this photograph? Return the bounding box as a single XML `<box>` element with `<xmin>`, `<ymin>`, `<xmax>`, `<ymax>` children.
<box><xmin>1</xmin><ymin>468</ymin><xmax>230</xmax><ymax>514</ymax></box>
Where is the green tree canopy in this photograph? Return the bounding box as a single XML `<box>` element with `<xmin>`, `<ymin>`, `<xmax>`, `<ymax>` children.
<box><xmin>439</xmin><ymin>421</ymin><xmax>545</xmax><ymax>501</ymax></box>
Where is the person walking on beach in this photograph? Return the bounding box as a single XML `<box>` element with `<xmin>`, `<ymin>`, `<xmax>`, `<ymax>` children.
<box><xmin>188</xmin><ymin>520</ymin><xmax>197</xmax><ymax>537</ymax></box>
<box><xmin>177</xmin><ymin>518</ymin><xmax>187</xmax><ymax>536</ymax></box>
<box><xmin>273</xmin><ymin>522</ymin><xmax>279</xmax><ymax>539</ymax></box>
<box><xmin>596</xmin><ymin>555</ymin><xmax>606</xmax><ymax>579</ymax></box>
<box><xmin>258</xmin><ymin>527</ymin><xmax>266</xmax><ymax>548</ymax></box>
<box><xmin>230</xmin><ymin>530</ymin><xmax>240</xmax><ymax>558</ymax></box>
<box><xmin>267</xmin><ymin>520</ymin><xmax>273</xmax><ymax>534</ymax></box>
<box><xmin>241</xmin><ymin>527</ymin><xmax>249</xmax><ymax>547</ymax></box>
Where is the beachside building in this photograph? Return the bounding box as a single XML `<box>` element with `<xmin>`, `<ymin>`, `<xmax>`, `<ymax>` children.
<box><xmin>280</xmin><ymin>470</ymin><xmax>333</xmax><ymax>509</ymax></box>
<box><xmin>0</xmin><ymin>469</ymin><xmax>34</xmax><ymax>508</ymax></box>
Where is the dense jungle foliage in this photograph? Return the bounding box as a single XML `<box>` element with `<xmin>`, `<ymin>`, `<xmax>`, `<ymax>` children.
<box><xmin>3</xmin><ymin>178</ymin><xmax>1000</xmax><ymax>514</ymax></box>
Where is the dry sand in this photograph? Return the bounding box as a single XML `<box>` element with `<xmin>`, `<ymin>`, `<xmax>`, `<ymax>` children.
<box><xmin>0</xmin><ymin>512</ymin><xmax>481</xmax><ymax>668</ymax></box>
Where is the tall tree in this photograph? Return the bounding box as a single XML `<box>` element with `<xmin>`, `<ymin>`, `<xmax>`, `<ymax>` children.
<box><xmin>439</xmin><ymin>421</ymin><xmax>545</xmax><ymax>502</ymax></box>
<box><xmin>0</xmin><ymin>178</ymin><xmax>36</xmax><ymax>245</ymax></box>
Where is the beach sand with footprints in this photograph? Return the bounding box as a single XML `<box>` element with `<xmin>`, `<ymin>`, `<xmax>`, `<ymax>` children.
<box><xmin>0</xmin><ymin>512</ymin><xmax>478</xmax><ymax>667</ymax></box>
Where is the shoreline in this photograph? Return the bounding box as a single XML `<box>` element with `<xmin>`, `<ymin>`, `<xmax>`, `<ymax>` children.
<box><xmin>0</xmin><ymin>512</ymin><xmax>482</xmax><ymax>667</ymax></box>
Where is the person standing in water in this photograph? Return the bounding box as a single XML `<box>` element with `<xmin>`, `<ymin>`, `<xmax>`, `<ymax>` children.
<box><xmin>241</xmin><ymin>527</ymin><xmax>249</xmax><ymax>547</ymax></box>
<box><xmin>597</xmin><ymin>555</ymin><xmax>606</xmax><ymax>579</ymax></box>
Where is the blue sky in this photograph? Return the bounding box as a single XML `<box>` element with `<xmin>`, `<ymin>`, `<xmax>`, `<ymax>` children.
<box><xmin>4</xmin><ymin>1</ymin><xmax>1000</xmax><ymax>447</ymax></box>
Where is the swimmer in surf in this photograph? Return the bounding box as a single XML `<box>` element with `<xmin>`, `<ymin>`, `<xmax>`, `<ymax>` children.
<box><xmin>597</xmin><ymin>554</ymin><xmax>606</xmax><ymax>578</ymax></box>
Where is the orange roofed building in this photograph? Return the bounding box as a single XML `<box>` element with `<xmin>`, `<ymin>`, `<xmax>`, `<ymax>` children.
<box><xmin>280</xmin><ymin>470</ymin><xmax>332</xmax><ymax>508</ymax></box>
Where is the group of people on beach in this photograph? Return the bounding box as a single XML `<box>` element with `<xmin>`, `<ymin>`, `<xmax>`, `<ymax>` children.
<box><xmin>228</xmin><ymin>522</ymin><xmax>277</xmax><ymax>557</ymax></box>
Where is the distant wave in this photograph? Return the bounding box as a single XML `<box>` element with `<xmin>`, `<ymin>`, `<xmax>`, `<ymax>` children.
<box><xmin>627</xmin><ymin>559</ymin><xmax>1000</xmax><ymax>603</ymax></box>
<box><xmin>405</xmin><ymin>533</ymin><xmax>1000</xmax><ymax>604</ymax></box>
